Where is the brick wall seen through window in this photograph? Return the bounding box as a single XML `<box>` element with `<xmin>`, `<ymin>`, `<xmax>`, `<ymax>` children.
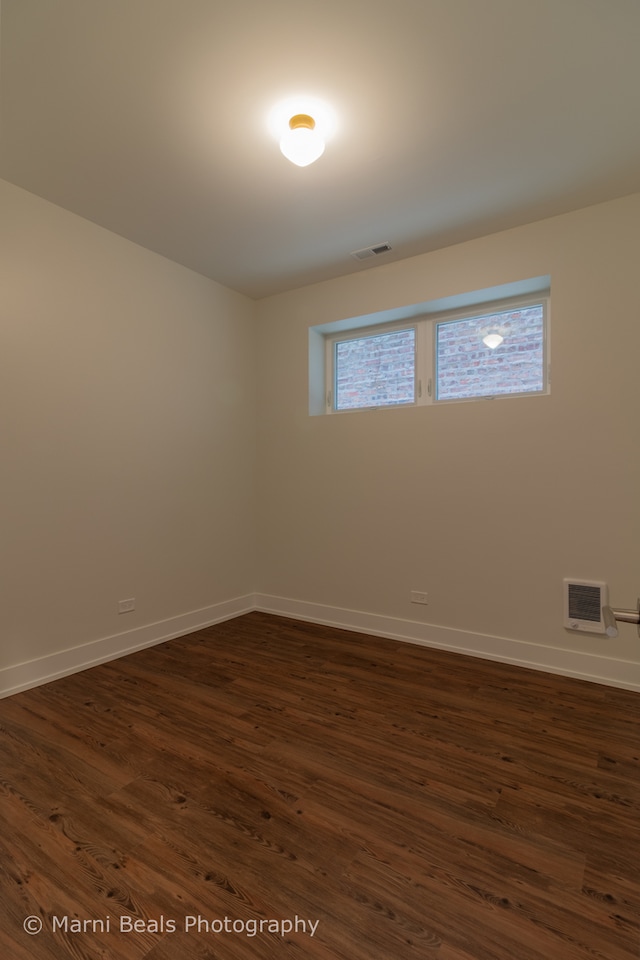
<box><xmin>436</xmin><ymin>305</ymin><xmax>545</xmax><ymax>401</ymax></box>
<box><xmin>335</xmin><ymin>328</ymin><xmax>415</xmax><ymax>410</ymax></box>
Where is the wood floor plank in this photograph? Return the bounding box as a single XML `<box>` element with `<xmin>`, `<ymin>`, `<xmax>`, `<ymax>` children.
<box><xmin>1</xmin><ymin>611</ymin><xmax>638</xmax><ymax>959</ymax></box>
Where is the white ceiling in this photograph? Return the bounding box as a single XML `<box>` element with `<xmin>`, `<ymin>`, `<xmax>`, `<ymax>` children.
<box><xmin>2</xmin><ymin>0</ymin><xmax>640</xmax><ymax>299</ymax></box>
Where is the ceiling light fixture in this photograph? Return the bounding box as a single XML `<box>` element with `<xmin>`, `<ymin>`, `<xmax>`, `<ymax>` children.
<box><xmin>279</xmin><ymin>114</ymin><xmax>325</xmax><ymax>167</ymax></box>
<box><xmin>483</xmin><ymin>332</ymin><xmax>504</xmax><ymax>349</ymax></box>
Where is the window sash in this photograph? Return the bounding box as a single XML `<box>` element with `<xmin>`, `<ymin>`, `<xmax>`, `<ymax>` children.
<box><xmin>434</xmin><ymin>300</ymin><xmax>548</xmax><ymax>403</ymax></box>
<box><xmin>332</xmin><ymin>326</ymin><xmax>417</xmax><ymax>411</ymax></box>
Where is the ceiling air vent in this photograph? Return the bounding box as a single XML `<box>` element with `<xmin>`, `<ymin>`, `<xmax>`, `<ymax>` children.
<box><xmin>351</xmin><ymin>242</ymin><xmax>392</xmax><ymax>261</ymax></box>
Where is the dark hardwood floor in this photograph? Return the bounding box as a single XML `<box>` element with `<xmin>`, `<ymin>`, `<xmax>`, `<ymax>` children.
<box><xmin>1</xmin><ymin>612</ymin><xmax>638</xmax><ymax>960</ymax></box>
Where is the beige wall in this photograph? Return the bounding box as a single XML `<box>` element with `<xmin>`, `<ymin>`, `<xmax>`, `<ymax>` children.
<box><xmin>2</xmin><ymin>179</ymin><xmax>639</xmax><ymax>693</ymax></box>
<box><xmin>1</xmin><ymin>180</ymin><xmax>257</xmax><ymax>685</ymax></box>
<box><xmin>255</xmin><ymin>193</ymin><xmax>640</xmax><ymax>677</ymax></box>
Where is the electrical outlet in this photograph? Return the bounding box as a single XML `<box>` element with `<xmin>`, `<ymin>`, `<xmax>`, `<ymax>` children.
<box><xmin>118</xmin><ymin>598</ymin><xmax>136</xmax><ymax>614</ymax></box>
<box><xmin>410</xmin><ymin>591</ymin><xmax>429</xmax><ymax>605</ymax></box>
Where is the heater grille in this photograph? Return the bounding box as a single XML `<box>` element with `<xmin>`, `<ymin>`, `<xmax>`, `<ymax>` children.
<box><xmin>568</xmin><ymin>583</ymin><xmax>601</xmax><ymax>622</ymax></box>
<box><xmin>564</xmin><ymin>578</ymin><xmax>608</xmax><ymax>633</ymax></box>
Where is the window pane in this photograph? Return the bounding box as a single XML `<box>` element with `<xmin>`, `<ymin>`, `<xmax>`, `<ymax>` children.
<box><xmin>335</xmin><ymin>328</ymin><xmax>415</xmax><ymax>410</ymax></box>
<box><xmin>436</xmin><ymin>305</ymin><xmax>545</xmax><ymax>401</ymax></box>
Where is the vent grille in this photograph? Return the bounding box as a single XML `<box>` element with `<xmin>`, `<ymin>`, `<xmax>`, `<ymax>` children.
<box><xmin>568</xmin><ymin>583</ymin><xmax>601</xmax><ymax>622</ymax></box>
<box><xmin>351</xmin><ymin>242</ymin><xmax>392</xmax><ymax>261</ymax></box>
<box><xmin>563</xmin><ymin>578</ymin><xmax>608</xmax><ymax>633</ymax></box>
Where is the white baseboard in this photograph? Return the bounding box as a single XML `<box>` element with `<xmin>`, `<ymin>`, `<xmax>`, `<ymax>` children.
<box><xmin>0</xmin><ymin>595</ymin><xmax>254</xmax><ymax>700</ymax></box>
<box><xmin>3</xmin><ymin>592</ymin><xmax>638</xmax><ymax>699</ymax></box>
<box><xmin>253</xmin><ymin>593</ymin><xmax>640</xmax><ymax>693</ymax></box>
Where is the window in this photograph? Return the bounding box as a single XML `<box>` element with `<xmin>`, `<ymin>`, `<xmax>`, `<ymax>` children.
<box><xmin>334</xmin><ymin>327</ymin><xmax>416</xmax><ymax>411</ymax></box>
<box><xmin>322</xmin><ymin>290</ymin><xmax>549</xmax><ymax>413</ymax></box>
<box><xmin>435</xmin><ymin>303</ymin><xmax>546</xmax><ymax>402</ymax></box>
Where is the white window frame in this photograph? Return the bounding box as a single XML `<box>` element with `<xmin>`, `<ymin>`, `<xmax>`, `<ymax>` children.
<box><xmin>326</xmin><ymin>320</ymin><xmax>419</xmax><ymax>412</ymax></box>
<box><xmin>323</xmin><ymin>293</ymin><xmax>550</xmax><ymax>414</ymax></box>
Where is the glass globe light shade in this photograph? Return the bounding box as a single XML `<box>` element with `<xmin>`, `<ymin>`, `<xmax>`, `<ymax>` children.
<box><xmin>279</xmin><ymin>115</ymin><xmax>325</xmax><ymax>166</ymax></box>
